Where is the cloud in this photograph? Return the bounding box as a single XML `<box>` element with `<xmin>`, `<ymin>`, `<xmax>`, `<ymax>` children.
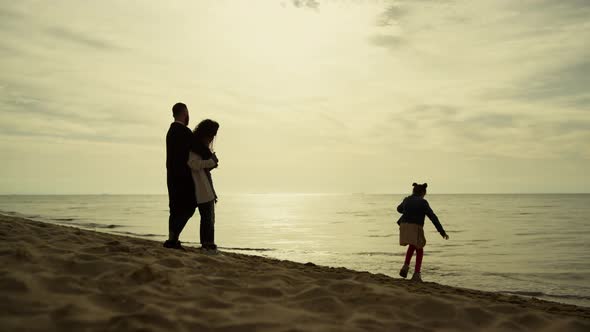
<box><xmin>0</xmin><ymin>44</ymin><xmax>21</xmax><ymax>56</ymax></box>
<box><xmin>463</xmin><ymin>113</ymin><xmax>514</xmax><ymax>129</ymax></box>
<box><xmin>0</xmin><ymin>7</ymin><xmax>25</xmax><ymax>23</ymax></box>
<box><xmin>0</xmin><ymin>0</ymin><xmax>588</xmax><ymax>193</ymax></box>
<box><xmin>368</xmin><ymin>34</ymin><xmax>405</xmax><ymax>49</ymax></box>
<box><xmin>0</xmin><ymin>7</ymin><xmax>22</xmax><ymax>20</ymax></box>
<box><xmin>369</xmin><ymin>1</ymin><xmax>462</xmax><ymax>53</ymax></box>
<box><xmin>368</xmin><ymin>100</ymin><xmax>590</xmax><ymax>161</ymax></box>
<box><xmin>0</xmin><ymin>1</ymin><xmax>157</xmax><ymax>150</ymax></box>
<box><xmin>45</xmin><ymin>27</ymin><xmax>121</xmax><ymax>51</ymax></box>
<box><xmin>0</xmin><ymin>99</ymin><xmax>157</xmax><ymax>146</ymax></box>
<box><xmin>291</xmin><ymin>0</ymin><xmax>320</xmax><ymax>11</ymax></box>
<box><xmin>489</xmin><ymin>57</ymin><xmax>590</xmax><ymax>109</ymax></box>
<box><xmin>376</xmin><ymin>0</ymin><xmax>454</xmax><ymax>27</ymax></box>
<box><xmin>376</xmin><ymin>5</ymin><xmax>408</xmax><ymax>27</ymax></box>
<box><xmin>368</xmin><ymin>0</ymin><xmax>590</xmax><ymax>113</ymax></box>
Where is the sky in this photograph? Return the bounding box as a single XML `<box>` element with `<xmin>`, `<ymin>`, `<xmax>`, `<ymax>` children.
<box><xmin>0</xmin><ymin>0</ymin><xmax>589</xmax><ymax>194</ymax></box>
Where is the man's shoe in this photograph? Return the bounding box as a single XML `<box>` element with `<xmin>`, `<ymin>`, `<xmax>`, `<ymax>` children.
<box><xmin>163</xmin><ymin>240</ymin><xmax>185</xmax><ymax>250</ymax></box>
<box><xmin>200</xmin><ymin>244</ymin><xmax>219</xmax><ymax>255</ymax></box>
<box><xmin>200</xmin><ymin>243</ymin><xmax>217</xmax><ymax>250</ymax></box>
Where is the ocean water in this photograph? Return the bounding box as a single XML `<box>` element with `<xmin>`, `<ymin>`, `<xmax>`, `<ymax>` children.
<box><xmin>1</xmin><ymin>194</ymin><xmax>589</xmax><ymax>307</ymax></box>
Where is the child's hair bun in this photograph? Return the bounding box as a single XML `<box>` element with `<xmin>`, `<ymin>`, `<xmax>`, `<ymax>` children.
<box><xmin>412</xmin><ymin>182</ymin><xmax>418</xmax><ymax>187</ymax></box>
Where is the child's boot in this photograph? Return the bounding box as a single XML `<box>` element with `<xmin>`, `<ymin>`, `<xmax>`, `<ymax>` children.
<box><xmin>399</xmin><ymin>264</ymin><xmax>410</xmax><ymax>278</ymax></box>
<box><xmin>411</xmin><ymin>272</ymin><xmax>422</xmax><ymax>282</ymax></box>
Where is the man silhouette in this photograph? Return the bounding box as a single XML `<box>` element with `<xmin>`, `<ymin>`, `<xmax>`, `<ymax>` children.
<box><xmin>164</xmin><ymin>102</ymin><xmax>196</xmax><ymax>249</ymax></box>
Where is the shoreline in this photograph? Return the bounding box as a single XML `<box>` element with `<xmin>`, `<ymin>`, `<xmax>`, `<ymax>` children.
<box><xmin>1</xmin><ymin>215</ymin><xmax>589</xmax><ymax>331</ymax></box>
<box><xmin>3</xmin><ymin>209</ymin><xmax>587</xmax><ymax>308</ymax></box>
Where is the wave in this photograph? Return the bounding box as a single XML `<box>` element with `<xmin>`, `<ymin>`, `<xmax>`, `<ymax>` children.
<box><xmin>53</xmin><ymin>220</ymin><xmax>123</xmax><ymax>229</ymax></box>
<box><xmin>514</xmin><ymin>232</ymin><xmax>548</xmax><ymax>236</ymax></box>
<box><xmin>500</xmin><ymin>290</ymin><xmax>545</xmax><ymax>297</ymax></box>
<box><xmin>221</xmin><ymin>247</ymin><xmax>276</xmax><ymax>252</ymax></box>
<box><xmin>336</xmin><ymin>211</ymin><xmax>370</xmax><ymax>216</ymax></box>
<box><xmin>483</xmin><ymin>271</ymin><xmax>590</xmax><ymax>280</ymax></box>
<box><xmin>498</xmin><ymin>290</ymin><xmax>590</xmax><ymax>302</ymax></box>
<box><xmin>355</xmin><ymin>252</ymin><xmax>398</xmax><ymax>257</ymax></box>
<box><xmin>110</xmin><ymin>231</ymin><xmax>162</xmax><ymax>238</ymax></box>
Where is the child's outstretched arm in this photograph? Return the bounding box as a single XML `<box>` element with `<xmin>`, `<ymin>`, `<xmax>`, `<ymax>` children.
<box><xmin>424</xmin><ymin>201</ymin><xmax>449</xmax><ymax>239</ymax></box>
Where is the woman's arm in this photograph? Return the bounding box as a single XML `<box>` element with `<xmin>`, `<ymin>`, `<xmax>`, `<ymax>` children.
<box><xmin>187</xmin><ymin>152</ymin><xmax>217</xmax><ymax>171</ymax></box>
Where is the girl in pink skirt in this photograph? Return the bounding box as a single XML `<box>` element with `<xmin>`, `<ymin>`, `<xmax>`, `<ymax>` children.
<box><xmin>397</xmin><ymin>183</ymin><xmax>449</xmax><ymax>281</ymax></box>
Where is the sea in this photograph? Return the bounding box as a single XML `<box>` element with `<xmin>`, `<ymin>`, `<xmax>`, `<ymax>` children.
<box><xmin>1</xmin><ymin>194</ymin><xmax>589</xmax><ymax>307</ymax></box>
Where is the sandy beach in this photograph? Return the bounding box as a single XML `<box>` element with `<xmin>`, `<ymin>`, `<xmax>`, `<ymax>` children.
<box><xmin>1</xmin><ymin>215</ymin><xmax>589</xmax><ymax>332</ymax></box>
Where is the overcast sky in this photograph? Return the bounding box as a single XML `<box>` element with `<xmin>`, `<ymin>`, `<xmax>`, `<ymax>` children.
<box><xmin>1</xmin><ymin>0</ymin><xmax>589</xmax><ymax>194</ymax></box>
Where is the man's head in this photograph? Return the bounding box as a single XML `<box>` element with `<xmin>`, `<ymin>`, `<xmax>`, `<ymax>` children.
<box><xmin>172</xmin><ymin>102</ymin><xmax>189</xmax><ymax>126</ymax></box>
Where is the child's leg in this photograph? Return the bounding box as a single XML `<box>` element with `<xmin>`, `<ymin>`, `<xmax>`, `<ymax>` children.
<box><xmin>404</xmin><ymin>245</ymin><xmax>416</xmax><ymax>266</ymax></box>
<box><xmin>415</xmin><ymin>248</ymin><xmax>424</xmax><ymax>273</ymax></box>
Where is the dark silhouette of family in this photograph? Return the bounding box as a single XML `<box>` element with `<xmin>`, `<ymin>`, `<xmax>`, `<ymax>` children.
<box><xmin>164</xmin><ymin>102</ymin><xmax>218</xmax><ymax>251</ymax></box>
<box><xmin>164</xmin><ymin>102</ymin><xmax>449</xmax><ymax>281</ymax></box>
